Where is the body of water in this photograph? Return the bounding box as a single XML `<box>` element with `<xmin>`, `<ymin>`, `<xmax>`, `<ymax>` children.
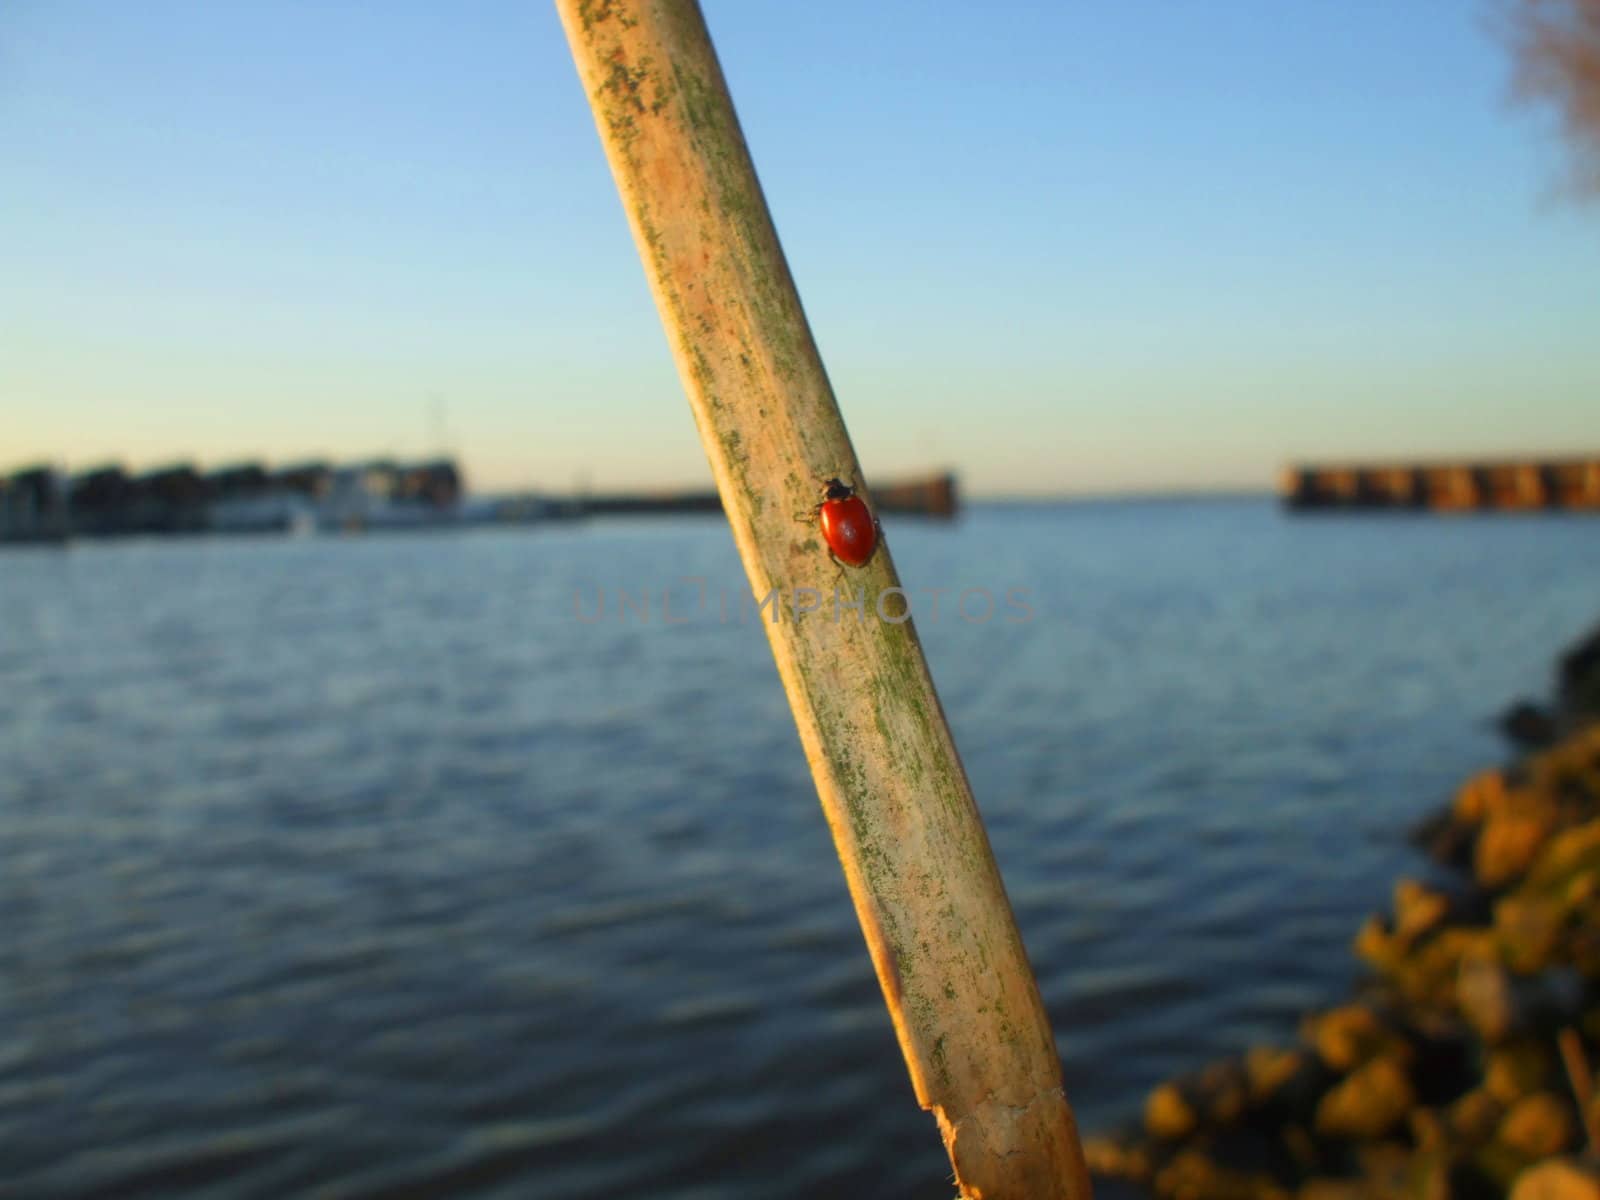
<box><xmin>3</xmin><ymin>500</ymin><xmax>1598</xmax><ymax>1197</ymax></box>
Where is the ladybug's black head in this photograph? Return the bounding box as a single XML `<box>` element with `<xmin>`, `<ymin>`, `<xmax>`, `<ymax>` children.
<box><xmin>823</xmin><ymin>477</ymin><xmax>854</xmax><ymax>501</ymax></box>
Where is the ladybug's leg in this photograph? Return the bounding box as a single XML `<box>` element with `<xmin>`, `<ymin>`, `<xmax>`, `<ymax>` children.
<box><xmin>825</xmin><ymin>553</ymin><xmax>850</xmax><ymax>595</ymax></box>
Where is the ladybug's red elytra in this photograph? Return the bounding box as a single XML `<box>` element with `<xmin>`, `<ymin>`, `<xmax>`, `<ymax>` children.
<box><xmin>815</xmin><ymin>477</ymin><xmax>878</xmax><ymax>568</ymax></box>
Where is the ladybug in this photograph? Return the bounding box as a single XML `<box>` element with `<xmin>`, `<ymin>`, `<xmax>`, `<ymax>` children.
<box><xmin>815</xmin><ymin>477</ymin><xmax>878</xmax><ymax>568</ymax></box>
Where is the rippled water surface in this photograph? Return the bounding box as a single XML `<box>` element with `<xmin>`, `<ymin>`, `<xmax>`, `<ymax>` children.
<box><xmin>3</xmin><ymin>501</ymin><xmax>1598</xmax><ymax>1198</ymax></box>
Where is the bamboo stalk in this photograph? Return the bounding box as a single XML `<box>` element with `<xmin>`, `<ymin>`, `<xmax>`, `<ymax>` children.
<box><xmin>554</xmin><ymin>3</ymin><xmax>1089</xmax><ymax>1194</ymax></box>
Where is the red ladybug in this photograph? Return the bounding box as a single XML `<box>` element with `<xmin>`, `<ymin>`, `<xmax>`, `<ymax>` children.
<box><xmin>816</xmin><ymin>477</ymin><xmax>878</xmax><ymax>568</ymax></box>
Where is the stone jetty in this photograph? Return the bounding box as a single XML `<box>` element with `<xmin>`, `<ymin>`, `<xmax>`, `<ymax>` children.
<box><xmin>1281</xmin><ymin>459</ymin><xmax>1600</xmax><ymax>513</ymax></box>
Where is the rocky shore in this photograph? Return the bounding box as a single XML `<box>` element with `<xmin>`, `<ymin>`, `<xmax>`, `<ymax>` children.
<box><xmin>1087</xmin><ymin>622</ymin><xmax>1600</xmax><ymax>1200</ymax></box>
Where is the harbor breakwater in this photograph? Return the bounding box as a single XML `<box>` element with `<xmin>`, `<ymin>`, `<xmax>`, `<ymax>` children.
<box><xmin>1087</xmin><ymin>621</ymin><xmax>1600</xmax><ymax>1199</ymax></box>
<box><xmin>1281</xmin><ymin>459</ymin><xmax>1600</xmax><ymax>514</ymax></box>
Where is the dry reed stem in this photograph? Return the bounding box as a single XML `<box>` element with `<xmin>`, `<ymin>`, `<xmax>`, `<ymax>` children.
<box><xmin>554</xmin><ymin>2</ymin><xmax>1090</xmax><ymax>1194</ymax></box>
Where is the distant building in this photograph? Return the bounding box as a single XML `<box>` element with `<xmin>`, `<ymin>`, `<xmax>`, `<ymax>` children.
<box><xmin>356</xmin><ymin>460</ymin><xmax>400</xmax><ymax>498</ymax></box>
<box><xmin>396</xmin><ymin>459</ymin><xmax>463</xmax><ymax>508</ymax></box>
<box><xmin>319</xmin><ymin>458</ymin><xmax>462</xmax><ymax>530</ymax></box>
<box><xmin>68</xmin><ymin>465</ymin><xmax>134</xmax><ymax>535</ymax></box>
<box><xmin>202</xmin><ymin>463</ymin><xmax>308</xmax><ymax>534</ymax></box>
<box><xmin>323</xmin><ymin>462</ymin><xmax>394</xmax><ymax>529</ymax></box>
<box><xmin>5</xmin><ymin>453</ymin><xmax>469</xmax><ymax>540</ymax></box>
<box><xmin>205</xmin><ymin>462</ymin><xmax>271</xmax><ymax>501</ymax></box>
<box><xmin>1</xmin><ymin>465</ymin><xmax>68</xmax><ymax>542</ymax></box>
<box><xmin>129</xmin><ymin>464</ymin><xmax>208</xmax><ymax>532</ymax></box>
<box><xmin>274</xmin><ymin>461</ymin><xmax>333</xmax><ymax>500</ymax></box>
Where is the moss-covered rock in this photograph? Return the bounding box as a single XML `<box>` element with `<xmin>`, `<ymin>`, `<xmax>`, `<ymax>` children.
<box><xmin>1401</xmin><ymin>1147</ymin><xmax>1458</xmax><ymax>1200</ymax></box>
<box><xmin>1081</xmin><ymin>1133</ymin><xmax>1152</xmax><ymax>1184</ymax></box>
<box><xmin>1153</xmin><ymin>1149</ymin><xmax>1291</xmax><ymax>1200</ymax></box>
<box><xmin>1527</xmin><ymin>727</ymin><xmax>1600</xmax><ymax>803</ymax></box>
<box><xmin>1246</xmin><ymin>1046</ymin><xmax>1302</xmax><ymax>1098</ymax></box>
<box><xmin>1497</xmin><ymin>1092</ymin><xmax>1578</xmax><ymax>1159</ymax></box>
<box><xmin>1510</xmin><ymin>1156</ymin><xmax>1600</xmax><ymax>1200</ymax></box>
<box><xmin>1356</xmin><ymin>914</ymin><xmax>1408</xmax><ymax>976</ymax></box>
<box><xmin>1527</xmin><ymin>822</ymin><xmax>1600</xmax><ymax>896</ymax></box>
<box><xmin>1395</xmin><ymin>879</ymin><xmax>1453</xmax><ymax>945</ymax></box>
<box><xmin>1485</xmin><ymin>1039</ymin><xmax>1560</xmax><ymax>1105</ymax></box>
<box><xmin>1447</xmin><ymin>1086</ymin><xmax>1505</xmax><ymax>1145</ymax></box>
<box><xmin>1146</xmin><ymin>1080</ymin><xmax>1201</xmax><ymax>1141</ymax></box>
<box><xmin>1458</xmin><ymin>949</ymin><xmax>1520</xmax><ymax>1044</ymax></box>
<box><xmin>1195</xmin><ymin>1059</ymin><xmax>1251</xmax><ymax>1128</ymax></box>
<box><xmin>1396</xmin><ymin>926</ymin><xmax>1498</xmax><ymax>1010</ymax></box>
<box><xmin>1479</xmin><ymin>810</ymin><xmax>1559</xmax><ymax>890</ymax></box>
<box><xmin>1456</xmin><ymin>770</ymin><xmax>1507</xmax><ymax>826</ymax></box>
<box><xmin>1303</xmin><ymin>1004</ymin><xmax>1407</xmax><ymax>1074</ymax></box>
<box><xmin>1313</xmin><ymin>1056</ymin><xmax>1416</xmax><ymax>1140</ymax></box>
<box><xmin>1245</xmin><ymin>1046</ymin><xmax>1323</xmax><ymax>1119</ymax></box>
<box><xmin>1495</xmin><ymin>893</ymin><xmax>1570</xmax><ymax>975</ymax></box>
<box><xmin>1085</xmin><ymin>666</ymin><xmax>1600</xmax><ymax>1200</ymax></box>
<box><xmin>1296</xmin><ymin>1181</ymin><xmax>1370</xmax><ymax>1200</ymax></box>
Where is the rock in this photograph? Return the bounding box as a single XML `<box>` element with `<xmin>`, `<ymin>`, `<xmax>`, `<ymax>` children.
<box><xmin>1354</xmin><ymin>1141</ymin><xmax>1417</xmax><ymax>1195</ymax></box>
<box><xmin>1402</xmin><ymin>1148</ymin><xmax>1456</xmax><ymax>1200</ymax></box>
<box><xmin>1313</xmin><ymin>1056</ymin><xmax>1415</xmax><ymax>1140</ymax></box>
<box><xmin>1394</xmin><ymin>878</ymin><xmax>1452</xmax><ymax>944</ymax></box>
<box><xmin>1558</xmin><ymin>620</ymin><xmax>1600</xmax><ymax>720</ymax></box>
<box><xmin>1297</xmin><ymin>1182</ymin><xmax>1368</xmax><ymax>1200</ymax></box>
<box><xmin>1495</xmin><ymin>892</ymin><xmax>1569</xmax><ymax>974</ymax></box>
<box><xmin>1448</xmin><ymin>1087</ymin><xmax>1504</xmax><ymax>1144</ymax></box>
<box><xmin>1458</xmin><ymin>949</ymin><xmax>1519</xmax><ymax>1043</ymax></box>
<box><xmin>1405</xmin><ymin>1016</ymin><xmax>1480</xmax><ymax>1106</ymax></box>
<box><xmin>1478</xmin><ymin>1140</ymin><xmax>1540</xmax><ymax>1193</ymax></box>
<box><xmin>1517</xmin><ymin>969</ymin><xmax>1588</xmax><ymax>1037</ymax></box>
<box><xmin>1397</xmin><ymin>926</ymin><xmax>1498</xmax><ymax>1009</ymax></box>
<box><xmin>1511</xmin><ymin>1157</ymin><xmax>1600</xmax><ymax>1200</ymax></box>
<box><xmin>1094</xmin><ymin>710</ymin><xmax>1600</xmax><ymax>1200</ymax></box>
<box><xmin>1408</xmin><ymin>1106</ymin><xmax>1447</xmax><ymax>1151</ymax></box>
<box><xmin>1082</xmin><ymin>1134</ymin><xmax>1152</xmax><ymax>1183</ymax></box>
<box><xmin>1195</xmin><ymin>1059</ymin><xmax>1250</xmax><ymax>1127</ymax></box>
<box><xmin>1571</xmin><ymin>915</ymin><xmax>1600</xmax><ymax>977</ymax></box>
<box><xmin>1303</xmin><ymin>1004</ymin><xmax>1407</xmax><ymax>1074</ymax></box>
<box><xmin>1456</xmin><ymin>769</ymin><xmax>1507</xmax><ymax>825</ymax></box>
<box><xmin>1528</xmin><ymin>821</ymin><xmax>1600</xmax><ymax>894</ymax></box>
<box><xmin>1490</xmin><ymin>774</ymin><xmax>1564</xmax><ymax>823</ymax></box>
<box><xmin>1529</xmin><ymin>727</ymin><xmax>1600</xmax><ymax>810</ymax></box>
<box><xmin>1412</xmin><ymin>804</ymin><xmax>1477</xmax><ymax>870</ymax></box>
<box><xmin>1503</xmin><ymin>701</ymin><xmax>1559</xmax><ymax>749</ymax></box>
<box><xmin>1153</xmin><ymin>1149</ymin><xmax>1290</xmax><ymax>1200</ymax></box>
<box><xmin>1262</xmin><ymin>1056</ymin><xmax>1334</xmax><ymax>1126</ymax></box>
<box><xmin>1246</xmin><ymin>1045</ymin><xmax>1309</xmax><ymax>1103</ymax></box>
<box><xmin>1145</xmin><ymin>1080</ymin><xmax>1199</xmax><ymax>1141</ymax></box>
<box><xmin>1355</xmin><ymin>914</ymin><xmax>1405</xmax><ymax>975</ymax></box>
<box><xmin>1485</xmin><ymin>1039</ymin><xmax>1559</xmax><ymax>1104</ymax></box>
<box><xmin>1461</xmin><ymin>955</ymin><xmax>1586</xmax><ymax>1046</ymax></box>
<box><xmin>1478</xmin><ymin>810</ymin><xmax>1559</xmax><ymax>889</ymax></box>
<box><xmin>1497</xmin><ymin>1091</ymin><xmax>1578</xmax><ymax>1158</ymax></box>
<box><xmin>1567</xmin><ymin>870</ymin><xmax>1600</xmax><ymax>909</ymax></box>
<box><xmin>1281</xmin><ymin>1124</ymin><xmax>1322</xmax><ymax>1173</ymax></box>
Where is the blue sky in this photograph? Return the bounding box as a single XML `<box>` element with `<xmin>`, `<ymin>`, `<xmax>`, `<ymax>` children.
<box><xmin>2</xmin><ymin>1</ymin><xmax>1596</xmax><ymax>495</ymax></box>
